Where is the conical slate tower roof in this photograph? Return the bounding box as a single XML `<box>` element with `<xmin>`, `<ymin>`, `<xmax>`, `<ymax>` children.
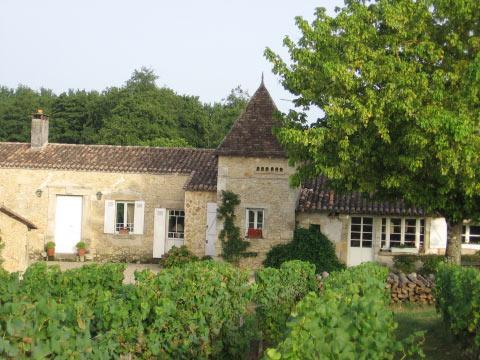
<box><xmin>216</xmin><ymin>80</ymin><xmax>286</xmax><ymax>158</ymax></box>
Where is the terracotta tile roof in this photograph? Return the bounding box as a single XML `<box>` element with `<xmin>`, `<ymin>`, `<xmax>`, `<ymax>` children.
<box><xmin>216</xmin><ymin>82</ymin><xmax>286</xmax><ymax>158</ymax></box>
<box><xmin>0</xmin><ymin>142</ymin><xmax>216</xmax><ymax>175</ymax></box>
<box><xmin>184</xmin><ymin>169</ymin><xmax>218</xmax><ymax>192</ymax></box>
<box><xmin>297</xmin><ymin>176</ymin><xmax>425</xmax><ymax>216</ymax></box>
<box><xmin>0</xmin><ymin>204</ymin><xmax>38</xmax><ymax>230</ymax></box>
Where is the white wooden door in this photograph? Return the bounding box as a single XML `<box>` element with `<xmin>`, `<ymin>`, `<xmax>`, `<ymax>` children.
<box><xmin>347</xmin><ymin>216</ymin><xmax>374</xmax><ymax>266</ymax></box>
<box><xmin>153</xmin><ymin>208</ymin><xmax>166</xmax><ymax>258</ymax></box>
<box><xmin>205</xmin><ymin>203</ymin><xmax>217</xmax><ymax>256</ymax></box>
<box><xmin>54</xmin><ymin>195</ymin><xmax>83</xmax><ymax>253</ymax></box>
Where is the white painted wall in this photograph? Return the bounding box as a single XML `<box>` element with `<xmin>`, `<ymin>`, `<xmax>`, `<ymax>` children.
<box><xmin>296</xmin><ymin>213</ymin><xmax>343</xmax><ymax>243</ymax></box>
<box><xmin>429</xmin><ymin>217</ymin><xmax>447</xmax><ymax>249</ymax></box>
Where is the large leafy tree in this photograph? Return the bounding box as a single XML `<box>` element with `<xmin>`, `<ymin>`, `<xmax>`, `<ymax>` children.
<box><xmin>0</xmin><ymin>68</ymin><xmax>248</xmax><ymax>149</ymax></box>
<box><xmin>265</xmin><ymin>0</ymin><xmax>480</xmax><ymax>263</ymax></box>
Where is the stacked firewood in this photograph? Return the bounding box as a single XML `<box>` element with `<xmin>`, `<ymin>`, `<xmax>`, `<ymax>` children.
<box><xmin>386</xmin><ymin>272</ymin><xmax>435</xmax><ymax>304</ymax></box>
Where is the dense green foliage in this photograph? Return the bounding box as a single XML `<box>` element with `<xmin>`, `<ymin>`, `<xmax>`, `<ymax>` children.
<box><xmin>265</xmin><ymin>263</ymin><xmax>424</xmax><ymax>359</ymax></box>
<box><xmin>263</xmin><ymin>227</ymin><xmax>344</xmax><ymax>273</ymax></box>
<box><xmin>419</xmin><ymin>255</ymin><xmax>446</xmax><ymax>275</ymax></box>
<box><xmin>254</xmin><ymin>260</ymin><xmax>317</xmax><ymax>345</ymax></box>
<box><xmin>218</xmin><ymin>190</ymin><xmax>256</xmax><ymax>264</ymax></box>
<box><xmin>0</xmin><ymin>261</ymin><xmax>256</xmax><ymax>359</ymax></box>
<box><xmin>435</xmin><ymin>264</ymin><xmax>480</xmax><ymax>356</ymax></box>
<box><xmin>0</xmin><ymin>67</ymin><xmax>248</xmax><ymax>148</ymax></box>
<box><xmin>393</xmin><ymin>255</ymin><xmax>418</xmax><ymax>273</ymax></box>
<box><xmin>266</xmin><ymin>0</ymin><xmax>480</xmax><ymax>263</ymax></box>
<box><xmin>159</xmin><ymin>245</ymin><xmax>199</xmax><ymax>268</ymax></box>
<box><xmin>392</xmin><ymin>254</ymin><xmax>446</xmax><ymax>274</ymax></box>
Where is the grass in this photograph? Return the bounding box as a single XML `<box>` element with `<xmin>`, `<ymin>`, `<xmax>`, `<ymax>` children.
<box><xmin>393</xmin><ymin>304</ymin><xmax>464</xmax><ymax>360</ymax></box>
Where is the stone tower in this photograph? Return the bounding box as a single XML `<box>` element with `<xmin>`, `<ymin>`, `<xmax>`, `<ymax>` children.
<box><xmin>215</xmin><ymin>80</ymin><xmax>299</xmax><ymax>267</ymax></box>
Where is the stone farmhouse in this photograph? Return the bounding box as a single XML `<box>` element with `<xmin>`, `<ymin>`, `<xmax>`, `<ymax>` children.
<box><xmin>0</xmin><ymin>81</ymin><xmax>474</xmax><ymax>272</ymax></box>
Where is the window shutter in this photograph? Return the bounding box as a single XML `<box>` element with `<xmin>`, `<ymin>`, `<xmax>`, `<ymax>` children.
<box><xmin>133</xmin><ymin>201</ymin><xmax>145</xmax><ymax>235</ymax></box>
<box><xmin>104</xmin><ymin>200</ymin><xmax>116</xmax><ymax>234</ymax></box>
<box><xmin>153</xmin><ymin>208</ymin><xmax>167</xmax><ymax>257</ymax></box>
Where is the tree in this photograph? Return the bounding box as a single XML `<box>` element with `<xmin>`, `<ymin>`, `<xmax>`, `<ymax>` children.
<box><xmin>265</xmin><ymin>0</ymin><xmax>480</xmax><ymax>264</ymax></box>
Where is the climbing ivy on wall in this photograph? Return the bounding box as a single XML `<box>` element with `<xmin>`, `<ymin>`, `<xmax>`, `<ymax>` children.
<box><xmin>217</xmin><ymin>190</ymin><xmax>256</xmax><ymax>264</ymax></box>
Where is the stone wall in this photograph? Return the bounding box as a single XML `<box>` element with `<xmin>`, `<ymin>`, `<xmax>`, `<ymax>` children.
<box><xmin>0</xmin><ymin>212</ymin><xmax>29</xmax><ymax>272</ymax></box>
<box><xmin>216</xmin><ymin>156</ymin><xmax>300</xmax><ymax>268</ymax></box>
<box><xmin>0</xmin><ymin>168</ymin><xmax>188</xmax><ymax>262</ymax></box>
<box><xmin>184</xmin><ymin>191</ymin><xmax>217</xmax><ymax>257</ymax></box>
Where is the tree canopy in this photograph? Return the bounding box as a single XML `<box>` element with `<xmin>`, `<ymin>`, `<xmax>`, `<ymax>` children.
<box><xmin>0</xmin><ymin>67</ymin><xmax>249</xmax><ymax>149</ymax></box>
<box><xmin>265</xmin><ymin>0</ymin><xmax>480</xmax><ymax>262</ymax></box>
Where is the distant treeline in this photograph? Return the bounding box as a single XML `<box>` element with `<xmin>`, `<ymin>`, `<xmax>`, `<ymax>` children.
<box><xmin>0</xmin><ymin>67</ymin><xmax>249</xmax><ymax>148</ymax></box>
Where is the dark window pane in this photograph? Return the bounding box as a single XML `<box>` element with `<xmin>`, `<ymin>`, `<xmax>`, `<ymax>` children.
<box><xmin>116</xmin><ymin>203</ymin><xmax>124</xmax><ymax>225</ymax></box>
<box><xmin>362</xmin><ymin>232</ymin><xmax>372</xmax><ymax>240</ymax></box>
<box><xmin>350</xmin><ymin>232</ymin><xmax>361</xmax><ymax>240</ymax></box>
<box><xmin>362</xmin><ymin>241</ymin><xmax>372</xmax><ymax>248</ymax></box>
<box><xmin>363</xmin><ymin>225</ymin><xmax>373</xmax><ymax>233</ymax></box>
<box><xmin>351</xmin><ymin>224</ymin><xmax>361</xmax><ymax>232</ymax></box>
<box><xmin>406</xmin><ymin>219</ymin><xmax>416</xmax><ymax>227</ymax></box>
<box><xmin>390</xmin><ymin>240</ymin><xmax>401</xmax><ymax>247</ymax></box>
<box><xmin>363</xmin><ymin>217</ymin><xmax>373</xmax><ymax>225</ymax></box>
<box><xmin>350</xmin><ymin>240</ymin><xmax>360</xmax><ymax>247</ymax></box>
<box><xmin>249</xmin><ymin>211</ymin><xmax>255</xmax><ymax>223</ymax></box>
<box><xmin>352</xmin><ymin>217</ymin><xmax>362</xmax><ymax>225</ymax></box>
<box><xmin>257</xmin><ymin>211</ymin><xmax>263</xmax><ymax>224</ymax></box>
<box><xmin>470</xmin><ymin>236</ymin><xmax>480</xmax><ymax>244</ymax></box>
<box><xmin>470</xmin><ymin>226</ymin><xmax>480</xmax><ymax>236</ymax></box>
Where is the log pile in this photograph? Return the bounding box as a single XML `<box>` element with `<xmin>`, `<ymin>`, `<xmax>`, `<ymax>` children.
<box><xmin>386</xmin><ymin>272</ymin><xmax>435</xmax><ymax>304</ymax></box>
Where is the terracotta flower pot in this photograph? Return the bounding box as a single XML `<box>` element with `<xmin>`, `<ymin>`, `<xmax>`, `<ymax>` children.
<box><xmin>78</xmin><ymin>248</ymin><xmax>86</xmax><ymax>256</ymax></box>
<box><xmin>47</xmin><ymin>248</ymin><xmax>55</xmax><ymax>257</ymax></box>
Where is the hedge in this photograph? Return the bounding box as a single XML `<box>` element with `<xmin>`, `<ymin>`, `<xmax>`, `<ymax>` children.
<box><xmin>265</xmin><ymin>263</ymin><xmax>424</xmax><ymax>359</ymax></box>
<box><xmin>0</xmin><ymin>261</ymin><xmax>255</xmax><ymax>359</ymax></box>
<box><xmin>255</xmin><ymin>260</ymin><xmax>317</xmax><ymax>346</ymax></box>
<box><xmin>435</xmin><ymin>263</ymin><xmax>480</xmax><ymax>356</ymax></box>
<box><xmin>263</xmin><ymin>227</ymin><xmax>345</xmax><ymax>273</ymax></box>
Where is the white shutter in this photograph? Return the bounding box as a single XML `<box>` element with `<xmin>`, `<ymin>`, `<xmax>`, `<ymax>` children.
<box><xmin>205</xmin><ymin>203</ymin><xmax>217</xmax><ymax>256</ymax></box>
<box><xmin>153</xmin><ymin>208</ymin><xmax>167</xmax><ymax>257</ymax></box>
<box><xmin>133</xmin><ymin>201</ymin><xmax>145</xmax><ymax>235</ymax></box>
<box><xmin>104</xmin><ymin>200</ymin><xmax>116</xmax><ymax>234</ymax></box>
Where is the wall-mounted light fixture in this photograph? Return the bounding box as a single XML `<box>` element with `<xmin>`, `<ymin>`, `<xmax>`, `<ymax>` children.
<box><xmin>35</xmin><ymin>189</ymin><xmax>42</xmax><ymax>198</ymax></box>
<box><xmin>96</xmin><ymin>191</ymin><xmax>103</xmax><ymax>200</ymax></box>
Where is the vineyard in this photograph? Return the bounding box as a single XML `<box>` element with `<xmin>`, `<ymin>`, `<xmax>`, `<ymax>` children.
<box><xmin>0</xmin><ymin>260</ymin><xmax>424</xmax><ymax>359</ymax></box>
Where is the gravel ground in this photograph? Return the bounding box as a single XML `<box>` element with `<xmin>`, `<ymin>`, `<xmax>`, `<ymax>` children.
<box><xmin>45</xmin><ymin>261</ymin><xmax>160</xmax><ymax>284</ymax></box>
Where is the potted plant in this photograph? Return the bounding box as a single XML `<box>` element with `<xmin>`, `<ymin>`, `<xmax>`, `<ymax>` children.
<box><xmin>76</xmin><ymin>241</ymin><xmax>87</xmax><ymax>256</ymax></box>
<box><xmin>46</xmin><ymin>241</ymin><xmax>55</xmax><ymax>257</ymax></box>
<box><xmin>247</xmin><ymin>228</ymin><xmax>263</xmax><ymax>239</ymax></box>
<box><xmin>119</xmin><ymin>227</ymin><xmax>129</xmax><ymax>235</ymax></box>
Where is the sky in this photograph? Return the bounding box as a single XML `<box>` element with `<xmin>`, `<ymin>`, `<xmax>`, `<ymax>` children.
<box><xmin>0</xmin><ymin>0</ymin><xmax>343</xmax><ymax>116</ymax></box>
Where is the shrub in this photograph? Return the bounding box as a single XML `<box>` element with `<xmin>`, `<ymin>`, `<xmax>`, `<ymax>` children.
<box><xmin>265</xmin><ymin>263</ymin><xmax>424</xmax><ymax>359</ymax></box>
<box><xmin>0</xmin><ymin>261</ymin><xmax>255</xmax><ymax>359</ymax></box>
<box><xmin>393</xmin><ymin>255</ymin><xmax>418</xmax><ymax>273</ymax></box>
<box><xmin>45</xmin><ymin>241</ymin><xmax>55</xmax><ymax>249</ymax></box>
<box><xmin>134</xmin><ymin>260</ymin><xmax>255</xmax><ymax>358</ymax></box>
<box><xmin>263</xmin><ymin>227</ymin><xmax>344</xmax><ymax>273</ymax></box>
<box><xmin>159</xmin><ymin>245</ymin><xmax>198</xmax><ymax>268</ymax></box>
<box><xmin>435</xmin><ymin>263</ymin><xmax>480</xmax><ymax>357</ymax></box>
<box><xmin>255</xmin><ymin>260</ymin><xmax>316</xmax><ymax>345</ymax></box>
<box><xmin>418</xmin><ymin>255</ymin><xmax>445</xmax><ymax>275</ymax></box>
<box><xmin>76</xmin><ymin>241</ymin><xmax>86</xmax><ymax>249</ymax></box>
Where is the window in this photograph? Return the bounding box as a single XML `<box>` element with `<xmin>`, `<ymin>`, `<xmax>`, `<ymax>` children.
<box><xmin>246</xmin><ymin>209</ymin><xmax>264</xmax><ymax>238</ymax></box>
<box><xmin>381</xmin><ymin>218</ymin><xmax>425</xmax><ymax>249</ymax></box>
<box><xmin>116</xmin><ymin>201</ymin><xmax>135</xmax><ymax>233</ymax></box>
<box><xmin>350</xmin><ymin>217</ymin><xmax>373</xmax><ymax>248</ymax></box>
<box><xmin>462</xmin><ymin>225</ymin><xmax>480</xmax><ymax>244</ymax></box>
<box><xmin>168</xmin><ymin>210</ymin><xmax>185</xmax><ymax>239</ymax></box>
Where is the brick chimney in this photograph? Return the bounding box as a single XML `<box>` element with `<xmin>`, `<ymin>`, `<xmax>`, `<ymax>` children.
<box><xmin>30</xmin><ymin>109</ymin><xmax>49</xmax><ymax>148</ymax></box>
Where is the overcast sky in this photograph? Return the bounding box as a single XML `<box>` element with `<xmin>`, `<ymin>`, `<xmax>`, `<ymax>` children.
<box><xmin>0</xmin><ymin>0</ymin><xmax>343</xmax><ymax>115</ymax></box>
